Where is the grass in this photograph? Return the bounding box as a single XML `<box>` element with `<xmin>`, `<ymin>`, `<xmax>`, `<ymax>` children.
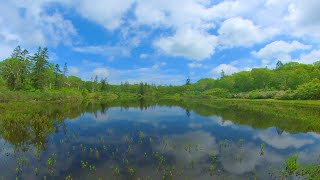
<box><xmin>216</xmin><ymin>98</ymin><xmax>320</xmax><ymax>107</ymax></box>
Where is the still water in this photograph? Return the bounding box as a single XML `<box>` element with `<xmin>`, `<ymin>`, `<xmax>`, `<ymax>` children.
<box><xmin>1</xmin><ymin>101</ymin><xmax>320</xmax><ymax>179</ymax></box>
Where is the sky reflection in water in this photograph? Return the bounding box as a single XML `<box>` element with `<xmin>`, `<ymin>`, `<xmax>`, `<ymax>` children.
<box><xmin>0</xmin><ymin>104</ymin><xmax>320</xmax><ymax>179</ymax></box>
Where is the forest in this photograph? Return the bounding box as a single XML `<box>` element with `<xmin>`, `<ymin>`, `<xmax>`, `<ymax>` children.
<box><xmin>0</xmin><ymin>46</ymin><xmax>320</xmax><ymax>103</ymax></box>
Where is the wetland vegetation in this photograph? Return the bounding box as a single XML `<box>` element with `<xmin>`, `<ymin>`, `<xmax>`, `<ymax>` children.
<box><xmin>0</xmin><ymin>46</ymin><xmax>320</xmax><ymax>179</ymax></box>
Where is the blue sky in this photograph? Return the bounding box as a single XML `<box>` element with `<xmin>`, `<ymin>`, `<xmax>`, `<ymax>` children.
<box><xmin>1</xmin><ymin>0</ymin><xmax>320</xmax><ymax>85</ymax></box>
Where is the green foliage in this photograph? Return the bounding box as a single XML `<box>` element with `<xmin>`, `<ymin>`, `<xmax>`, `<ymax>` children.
<box><xmin>276</xmin><ymin>154</ymin><xmax>320</xmax><ymax>179</ymax></box>
<box><xmin>202</xmin><ymin>88</ymin><xmax>231</xmax><ymax>98</ymax></box>
<box><xmin>1</xmin><ymin>46</ymin><xmax>320</xmax><ymax>100</ymax></box>
<box><xmin>295</xmin><ymin>79</ymin><xmax>320</xmax><ymax>100</ymax></box>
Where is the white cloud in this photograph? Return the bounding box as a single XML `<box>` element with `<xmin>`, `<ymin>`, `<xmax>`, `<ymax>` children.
<box><xmin>75</xmin><ymin>0</ymin><xmax>133</xmax><ymax>30</ymax></box>
<box><xmin>139</xmin><ymin>53</ymin><xmax>149</xmax><ymax>59</ymax></box>
<box><xmin>218</xmin><ymin>17</ymin><xmax>277</xmax><ymax>48</ymax></box>
<box><xmin>254</xmin><ymin>129</ymin><xmax>314</xmax><ymax>149</ymax></box>
<box><xmin>252</xmin><ymin>40</ymin><xmax>312</xmax><ymax>64</ymax></box>
<box><xmin>211</xmin><ymin>64</ymin><xmax>240</xmax><ymax>77</ymax></box>
<box><xmin>134</xmin><ymin>0</ymin><xmax>216</xmax><ymax>30</ymax></box>
<box><xmin>0</xmin><ymin>1</ymin><xmax>76</xmax><ymax>48</ymax></box>
<box><xmin>188</xmin><ymin>63</ymin><xmax>203</xmax><ymax>68</ymax></box>
<box><xmin>92</xmin><ymin>67</ymin><xmax>110</xmax><ymax>78</ymax></box>
<box><xmin>297</xmin><ymin>50</ymin><xmax>320</xmax><ymax>64</ymax></box>
<box><xmin>0</xmin><ymin>44</ymin><xmax>13</xmax><ymax>61</ymax></box>
<box><xmin>154</xmin><ymin>28</ymin><xmax>218</xmax><ymax>60</ymax></box>
<box><xmin>285</xmin><ymin>0</ymin><xmax>320</xmax><ymax>38</ymax></box>
<box><xmin>72</xmin><ymin>45</ymin><xmax>130</xmax><ymax>57</ymax></box>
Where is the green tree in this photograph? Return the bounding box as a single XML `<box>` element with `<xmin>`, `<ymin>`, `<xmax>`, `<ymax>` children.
<box><xmin>186</xmin><ymin>77</ymin><xmax>191</xmax><ymax>85</ymax></box>
<box><xmin>0</xmin><ymin>58</ymin><xmax>29</xmax><ymax>90</ymax></box>
<box><xmin>100</xmin><ymin>77</ymin><xmax>108</xmax><ymax>92</ymax></box>
<box><xmin>54</xmin><ymin>64</ymin><xmax>62</xmax><ymax>89</ymax></box>
<box><xmin>139</xmin><ymin>82</ymin><xmax>145</xmax><ymax>96</ymax></box>
<box><xmin>63</xmin><ymin>62</ymin><xmax>68</xmax><ymax>76</ymax></box>
<box><xmin>276</xmin><ymin>60</ymin><xmax>283</xmax><ymax>69</ymax></box>
<box><xmin>30</xmin><ymin>47</ymin><xmax>49</xmax><ymax>89</ymax></box>
<box><xmin>251</xmin><ymin>68</ymin><xmax>272</xmax><ymax>89</ymax></box>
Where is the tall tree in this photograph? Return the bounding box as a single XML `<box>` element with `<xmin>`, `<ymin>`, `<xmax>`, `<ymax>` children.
<box><xmin>221</xmin><ymin>70</ymin><xmax>225</xmax><ymax>78</ymax></box>
<box><xmin>276</xmin><ymin>60</ymin><xmax>284</xmax><ymax>69</ymax></box>
<box><xmin>100</xmin><ymin>77</ymin><xmax>108</xmax><ymax>92</ymax></box>
<box><xmin>54</xmin><ymin>64</ymin><xmax>62</xmax><ymax>89</ymax></box>
<box><xmin>186</xmin><ymin>77</ymin><xmax>191</xmax><ymax>85</ymax></box>
<box><xmin>30</xmin><ymin>47</ymin><xmax>49</xmax><ymax>89</ymax></box>
<box><xmin>63</xmin><ymin>62</ymin><xmax>68</xmax><ymax>76</ymax></box>
<box><xmin>139</xmin><ymin>82</ymin><xmax>145</xmax><ymax>96</ymax></box>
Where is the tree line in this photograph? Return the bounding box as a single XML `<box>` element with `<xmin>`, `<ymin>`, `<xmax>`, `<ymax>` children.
<box><xmin>1</xmin><ymin>46</ymin><xmax>319</xmax><ymax>100</ymax></box>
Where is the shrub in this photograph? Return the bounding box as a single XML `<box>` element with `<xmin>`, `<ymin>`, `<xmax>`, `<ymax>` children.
<box><xmin>295</xmin><ymin>79</ymin><xmax>320</xmax><ymax>100</ymax></box>
<box><xmin>202</xmin><ymin>88</ymin><xmax>231</xmax><ymax>98</ymax></box>
<box><xmin>274</xmin><ymin>90</ymin><xmax>296</xmax><ymax>100</ymax></box>
<box><xmin>248</xmin><ymin>90</ymin><xmax>278</xmax><ymax>99</ymax></box>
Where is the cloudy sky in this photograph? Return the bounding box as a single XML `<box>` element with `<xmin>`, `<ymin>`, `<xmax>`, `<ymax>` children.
<box><xmin>1</xmin><ymin>0</ymin><xmax>320</xmax><ymax>84</ymax></box>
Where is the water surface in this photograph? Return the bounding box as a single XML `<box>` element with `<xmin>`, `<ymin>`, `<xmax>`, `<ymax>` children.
<box><xmin>1</xmin><ymin>101</ymin><xmax>320</xmax><ymax>179</ymax></box>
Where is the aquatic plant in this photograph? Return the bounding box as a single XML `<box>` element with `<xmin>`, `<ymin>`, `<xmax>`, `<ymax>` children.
<box><xmin>65</xmin><ymin>175</ymin><xmax>72</xmax><ymax>180</ymax></box>
<box><xmin>47</xmin><ymin>153</ymin><xmax>56</xmax><ymax>174</ymax></box>
<box><xmin>81</xmin><ymin>160</ymin><xmax>88</xmax><ymax>169</ymax></box>
<box><xmin>209</xmin><ymin>164</ymin><xmax>215</xmax><ymax>176</ymax></box>
<box><xmin>260</xmin><ymin>143</ymin><xmax>265</xmax><ymax>156</ymax></box>
<box><xmin>139</xmin><ymin>131</ymin><xmax>145</xmax><ymax>144</ymax></box>
<box><xmin>34</xmin><ymin>167</ymin><xmax>39</xmax><ymax>176</ymax></box>
<box><xmin>161</xmin><ymin>166</ymin><xmax>176</xmax><ymax>180</ymax></box>
<box><xmin>128</xmin><ymin>167</ymin><xmax>136</xmax><ymax>180</ymax></box>
<box><xmin>112</xmin><ymin>166</ymin><xmax>120</xmax><ymax>180</ymax></box>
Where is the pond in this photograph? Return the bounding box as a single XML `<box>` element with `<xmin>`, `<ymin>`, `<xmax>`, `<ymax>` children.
<box><xmin>0</xmin><ymin>100</ymin><xmax>320</xmax><ymax>179</ymax></box>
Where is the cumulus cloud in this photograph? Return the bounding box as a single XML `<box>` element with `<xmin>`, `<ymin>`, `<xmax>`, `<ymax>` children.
<box><xmin>0</xmin><ymin>1</ymin><xmax>76</xmax><ymax>48</ymax></box>
<box><xmin>252</xmin><ymin>40</ymin><xmax>312</xmax><ymax>64</ymax></box>
<box><xmin>134</xmin><ymin>0</ymin><xmax>216</xmax><ymax>30</ymax></box>
<box><xmin>154</xmin><ymin>28</ymin><xmax>218</xmax><ymax>60</ymax></box>
<box><xmin>75</xmin><ymin>0</ymin><xmax>133</xmax><ymax>30</ymax></box>
<box><xmin>296</xmin><ymin>50</ymin><xmax>320</xmax><ymax>64</ymax></box>
<box><xmin>285</xmin><ymin>0</ymin><xmax>320</xmax><ymax>38</ymax></box>
<box><xmin>211</xmin><ymin>64</ymin><xmax>240</xmax><ymax>77</ymax></box>
<box><xmin>218</xmin><ymin>17</ymin><xmax>277</xmax><ymax>48</ymax></box>
<box><xmin>254</xmin><ymin>128</ymin><xmax>314</xmax><ymax>149</ymax></box>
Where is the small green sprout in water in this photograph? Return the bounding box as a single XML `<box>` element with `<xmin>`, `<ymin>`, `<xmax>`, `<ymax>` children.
<box><xmin>162</xmin><ymin>166</ymin><xmax>176</xmax><ymax>180</ymax></box>
<box><xmin>139</xmin><ymin>131</ymin><xmax>145</xmax><ymax>144</ymax></box>
<box><xmin>89</xmin><ymin>165</ymin><xmax>96</xmax><ymax>172</ymax></box>
<box><xmin>65</xmin><ymin>175</ymin><xmax>72</xmax><ymax>180</ymax></box>
<box><xmin>260</xmin><ymin>143</ymin><xmax>265</xmax><ymax>156</ymax></box>
<box><xmin>128</xmin><ymin>167</ymin><xmax>136</xmax><ymax>180</ymax></box>
<box><xmin>161</xmin><ymin>138</ymin><xmax>168</xmax><ymax>150</ymax></box>
<box><xmin>81</xmin><ymin>160</ymin><xmax>88</xmax><ymax>169</ymax></box>
<box><xmin>112</xmin><ymin>166</ymin><xmax>120</xmax><ymax>179</ymax></box>
<box><xmin>209</xmin><ymin>164</ymin><xmax>215</xmax><ymax>176</ymax></box>
<box><xmin>95</xmin><ymin>148</ymin><xmax>100</xmax><ymax>159</ymax></box>
<box><xmin>189</xmin><ymin>160</ymin><xmax>194</xmax><ymax>169</ymax></box>
<box><xmin>184</xmin><ymin>142</ymin><xmax>192</xmax><ymax>153</ymax></box>
<box><xmin>103</xmin><ymin>145</ymin><xmax>108</xmax><ymax>152</ymax></box>
<box><xmin>149</xmin><ymin>137</ymin><xmax>154</xmax><ymax>144</ymax></box>
<box><xmin>34</xmin><ymin>167</ymin><xmax>39</xmax><ymax>176</ymax></box>
<box><xmin>47</xmin><ymin>153</ymin><xmax>56</xmax><ymax>174</ymax></box>
<box><xmin>238</xmin><ymin>139</ymin><xmax>244</xmax><ymax>147</ymax></box>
